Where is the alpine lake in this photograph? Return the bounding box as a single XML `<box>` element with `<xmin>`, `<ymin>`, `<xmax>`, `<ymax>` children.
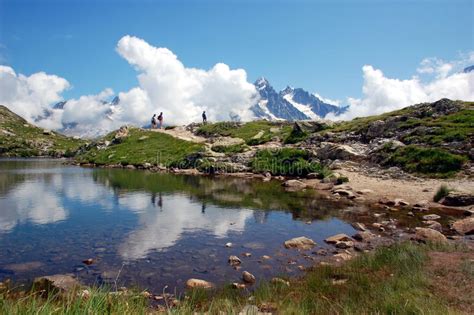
<box><xmin>0</xmin><ymin>158</ymin><xmax>414</xmax><ymax>294</ymax></box>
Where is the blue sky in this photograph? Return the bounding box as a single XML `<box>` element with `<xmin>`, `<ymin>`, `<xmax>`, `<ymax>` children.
<box><xmin>0</xmin><ymin>0</ymin><xmax>472</xmax><ymax>102</ymax></box>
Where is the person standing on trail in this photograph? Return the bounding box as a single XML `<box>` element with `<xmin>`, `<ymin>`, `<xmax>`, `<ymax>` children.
<box><xmin>202</xmin><ymin>111</ymin><xmax>207</xmax><ymax>124</ymax></box>
<box><xmin>151</xmin><ymin>114</ymin><xmax>157</xmax><ymax>129</ymax></box>
<box><xmin>157</xmin><ymin>112</ymin><xmax>163</xmax><ymax>129</ymax></box>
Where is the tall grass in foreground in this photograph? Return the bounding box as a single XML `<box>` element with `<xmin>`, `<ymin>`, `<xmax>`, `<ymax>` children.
<box><xmin>0</xmin><ymin>243</ymin><xmax>457</xmax><ymax>314</ymax></box>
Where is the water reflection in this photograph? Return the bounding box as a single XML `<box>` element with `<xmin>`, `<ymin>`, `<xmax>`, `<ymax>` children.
<box><xmin>0</xmin><ymin>173</ymin><xmax>67</xmax><ymax>232</ymax></box>
<box><xmin>0</xmin><ymin>159</ymin><xmax>356</xmax><ymax>291</ymax></box>
<box><xmin>119</xmin><ymin>195</ymin><xmax>252</xmax><ymax>260</ymax></box>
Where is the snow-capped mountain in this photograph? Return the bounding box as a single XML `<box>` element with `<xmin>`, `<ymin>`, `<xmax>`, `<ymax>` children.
<box><xmin>252</xmin><ymin>78</ymin><xmax>308</xmax><ymax>121</ymax></box>
<box><xmin>463</xmin><ymin>65</ymin><xmax>474</xmax><ymax>73</ymax></box>
<box><xmin>251</xmin><ymin>77</ymin><xmax>346</xmax><ymax>121</ymax></box>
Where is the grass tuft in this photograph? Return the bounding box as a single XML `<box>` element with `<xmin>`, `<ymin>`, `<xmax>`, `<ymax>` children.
<box><xmin>433</xmin><ymin>184</ymin><xmax>452</xmax><ymax>202</ymax></box>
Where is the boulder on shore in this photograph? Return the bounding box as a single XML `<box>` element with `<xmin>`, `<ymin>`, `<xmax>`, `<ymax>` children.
<box><xmin>353</xmin><ymin>231</ymin><xmax>375</xmax><ymax>242</ymax></box>
<box><xmin>282</xmin><ymin>180</ymin><xmax>307</xmax><ymax>189</ymax></box>
<box><xmin>414</xmin><ymin>227</ymin><xmax>447</xmax><ymax>244</ymax></box>
<box><xmin>440</xmin><ymin>192</ymin><xmax>474</xmax><ymax>207</ymax></box>
<box><xmin>324</xmin><ymin>233</ymin><xmax>352</xmax><ymax>244</ymax></box>
<box><xmin>33</xmin><ymin>274</ymin><xmax>80</xmax><ymax>294</ymax></box>
<box><xmin>284</xmin><ymin>236</ymin><xmax>316</xmax><ymax>250</ymax></box>
<box><xmin>452</xmin><ymin>217</ymin><xmax>474</xmax><ymax>235</ymax></box>
<box><xmin>317</xmin><ymin>142</ymin><xmax>365</xmax><ymax>161</ymax></box>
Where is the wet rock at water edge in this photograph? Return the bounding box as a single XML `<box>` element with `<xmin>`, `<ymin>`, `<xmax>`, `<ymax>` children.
<box><xmin>351</xmin><ymin>222</ymin><xmax>367</xmax><ymax>231</ymax></box>
<box><xmin>284</xmin><ymin>236</ymin><xmax>316</xmax><ymax>250</ymax></box>
<box><xmin>352</xmin><ymin>231</ymin><xmax>376</xmax><ymax>242</ymax></box>
<box><xmin>229</xmin><ymin>255</ymin><xmax>242</xmax><ymax>266</ymax></box>
<box><xmin>242</xmin><ymin>271</ymin><xmax>256</xmax><ymax>284</ymax></box>
<box><xmin>186</xmin><ymin>278</ymin><xmax>214</xmax><ymax>289</ymax></box>
<box><xmin>282</xmin><ymin>179</ymin><xmax>307</xmax><ymax>189</ymax></box>
<box><xmin>82</xmin><ymin>258</ymin><xmax>95</xmax><ymax>265</ymax></box>
<box><xmin>34</xmin><ymin>274</ymin><xmax>81</xmax><ymax>294</ymax></box>
<box><xmin>324</xmin><ymin>233</ymin><xmax>353</xmax><ymax>244</ymax></box>
<box><xmin>242</xmin><ymin>252</ymin><xmax>252</xmax><ymax>257</ymax></box>
<box><xmin>414</xmin><ymin>227</ymin><xmax>447</xmax><ymax>244</ymax></box>
<box><xmin>335</xmin><ymin>241</ymin><xmax>354</xmax><ymax>249</ymax></box>
<box><xmin>452</xmin><ymin>217</ymin><xmax>474</xmax><ymax>235</ymax></box>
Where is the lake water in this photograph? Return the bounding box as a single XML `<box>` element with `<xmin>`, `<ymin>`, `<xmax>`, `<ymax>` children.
<box><xmin>0</xmin><ymin>159</ymin><xmax>359</xmax><ymax>293</ymax></box>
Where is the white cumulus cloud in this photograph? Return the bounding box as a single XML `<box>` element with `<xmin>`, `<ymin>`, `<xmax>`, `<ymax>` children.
<box><xmin>115</xmin><ymin>35</ymin><xmax>258</xmax><ymax>125</ymax></box>
<box><xmin>330</xmin><ymin>53</ymin><xmax>474</xmax><ymax>120</ymax></box>
<box><xmin>0</xmin><ymin>65</ymin><xmax>70</xmax><ymax>126</ymax></box>
<box><xmin>0</xmin><ymin>36</ymin><xmax>258</xmax><ymax>136</ymax></box>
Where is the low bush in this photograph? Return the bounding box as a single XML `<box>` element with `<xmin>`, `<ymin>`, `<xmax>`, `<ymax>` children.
<box><xmin>211</xmin><ymin>144</ymin><xmax>247</xmax><ymax>154</ymax></box>
<box><xmin>251</xmin><ymin>148</ymin><xmax>330</xmax><ymax>177</ymax></box>
<box><xmin>386</xmin><ymin>145</ymin><xmax>466</xmax><ymax>176</ymax></box>
<box><xmin>433</xmin><ymin>184</ymin><xmax>452</xmax><ymax>202</ymax></box>
<box><xmin>284</xmin><ymin>128</ymin><xmax>308</xmax><ymax>144</ymax></box>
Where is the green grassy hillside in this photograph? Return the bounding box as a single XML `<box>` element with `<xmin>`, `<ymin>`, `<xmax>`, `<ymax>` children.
<box><xmin>75</xmin><ymin>127</ymin><xmax>204</xmax><ymax>166</ymax></box>
<box><xmin>0</xmin><ymin>105</ymin><xmax>85</xmax><ymax>157</ymax></box>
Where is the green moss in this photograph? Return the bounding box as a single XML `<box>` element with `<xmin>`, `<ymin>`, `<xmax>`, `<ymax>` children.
<box><xmin>251</xmin><ymin>148</ymin><xmax>330</xmax><ymax>177</ymax></box>
<box><xmin>75</xmin><ymin>128</ymin><xmax>204</xmax><ymax>166</ymax></box>
<box><xmin>386</xmin><ymin>145</ymin><xmax>467</xmax><ymax>176</ymax></box>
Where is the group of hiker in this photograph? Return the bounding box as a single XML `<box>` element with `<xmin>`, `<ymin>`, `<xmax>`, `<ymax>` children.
<box><xmin>150</xmin><ymin>111</ymin><xmax>207</xmax><ymax>129</ymax></box>
<box><xmin>150</xmin><ymin>112</ymin><xmax>163</xmax><ymax>129</ymax></box>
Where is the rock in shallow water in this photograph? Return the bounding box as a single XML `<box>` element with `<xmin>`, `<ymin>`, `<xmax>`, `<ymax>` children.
<box><xmin>325</xmin><ymin>233</ymin><xmax>352</xmax><ymax>244</ymax></box>
<box><xmin>242</xmin><ymin>271</ymin><xmax>256</xmax><ymax>284</ymax></box>
<box><xmin>228</xmin><ymin>255</ymin><xmax>242</xmax><ymax>266</ymax></box>
<box><xmin>284</xmin><ymin>236</ymin><xmax>316</xmax><ymax>250</ymax></box>
<box><xmin>186</xmin><ymin>278</ymin><xmax>214</xmax><ymax>289</ymax></box>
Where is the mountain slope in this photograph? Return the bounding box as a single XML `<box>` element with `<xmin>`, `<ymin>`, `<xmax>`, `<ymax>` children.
<box><xmin>0</xmin><ymin>105</ymin><xmax>85</xmax><ymax>157</ymax></box>
<box><xmin>251</xmin><ymin>78</ymin><xmax>345</xmax><ymax>120</ymax></box>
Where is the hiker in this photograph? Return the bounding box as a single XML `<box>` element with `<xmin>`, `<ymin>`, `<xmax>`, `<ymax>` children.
<box><xmin>151</xmin><ymin>114</ymin><xmax>157</xmax><ymax>129</ymax></box>
<box><xmin>157</xmin><ymin>112</ymin><xmax>163</xmax><ymax>129</ymax></box>
<box><xmin>202</xmin><ymin>111</ymin><xmax>207</xmax><ymax>124</ymax></box>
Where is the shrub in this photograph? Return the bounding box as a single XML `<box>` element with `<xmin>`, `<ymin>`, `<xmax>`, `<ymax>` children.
<box><xmin>336</xmin><ymin>176</ymin><xmax>349</xmax><ymax>185</ymax></box>
<box><xmin>386</xmin><ymin>145</ymin><xmax>467</xmax><ymax>176</ymax></box>
<box><xmin>251</xmin><ymin>148</ymin><xmax>330</xmax><ymax>177</ymax></box>
<box><xmin>284</xmin><ymin>128</ymin><xmax>308</xmax><ymax>144</ymax></box>
<box><xmin>246</xmin><ymin>133</ymin><xmax>272</xmax><ymax>146</ymax></box>
<box><xmin>196</xmin><ymin>122</ymin><xmax>239</xmax><ymax>137</ymax></box>
<box><xmin>433</xmin><ymin>184</ymin><xmax>452</xmax><ymax>202</ymax></box>
<box><xmin>211</xmin><ymin>144</ymin><xmax>247</xmax><ymax>154</ymax></box>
